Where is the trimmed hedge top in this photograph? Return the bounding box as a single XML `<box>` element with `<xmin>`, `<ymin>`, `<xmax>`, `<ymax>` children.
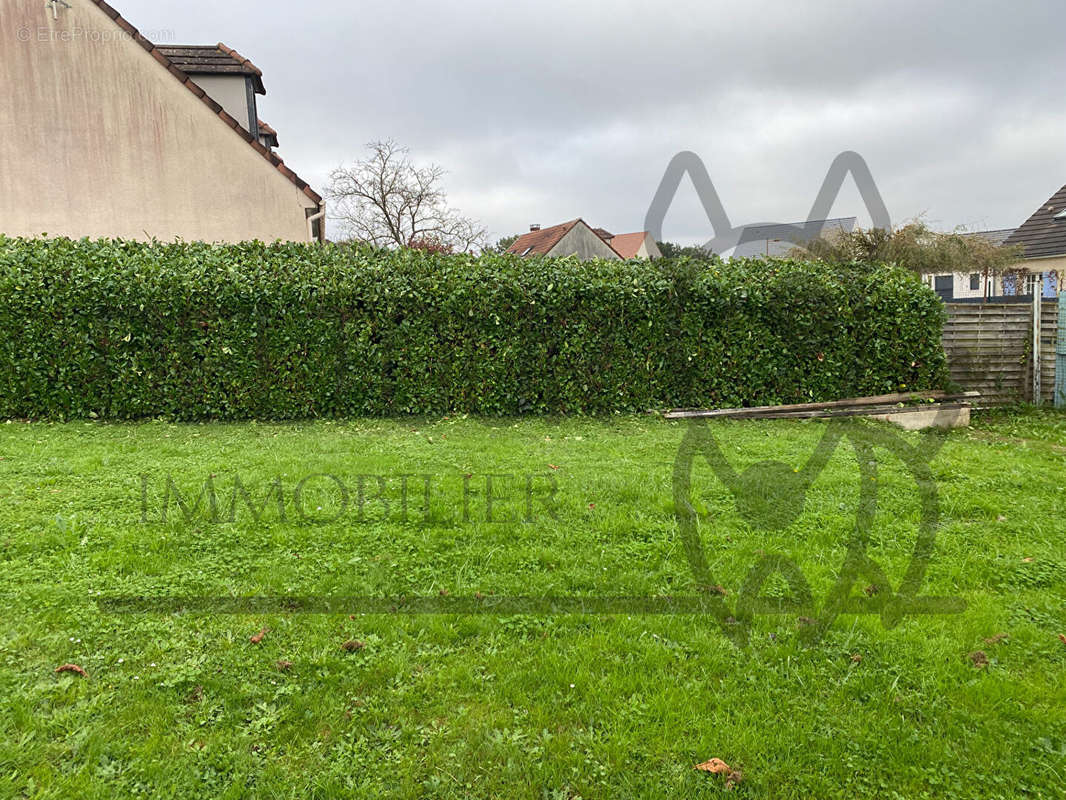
<box><xmin>0</xmin><ymin>237</ymin><xmax>947</xmax><ymax>419</ymax></box>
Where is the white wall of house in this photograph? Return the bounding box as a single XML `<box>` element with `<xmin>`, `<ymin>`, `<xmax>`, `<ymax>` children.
<box><xmin>0</xmin><ymin>0</ymin><xmax>317</xmax><ymax>243</ymax></box>
<box><xmin>193</xmin><ymin>74</ymin><xmax>255</xmax><ymax>133</ymax></box>
<box><xmin>924</xmin><ymin>271</ymin><xmax>999</xmax><ymax>300</ymax></box>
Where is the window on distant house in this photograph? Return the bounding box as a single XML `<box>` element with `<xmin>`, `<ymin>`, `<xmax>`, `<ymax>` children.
<box><xmin>969</xmin><ymin>273</ymin><xmax>980</xmax><ymax>290</ymax></box>
<box><xmin>521</xmin><ymin>246</ymin><xmax>534</xmax><ymax>256</ymax></box>
<box><xmin>933</xmin><ymin>275</ymin><xmax>953</xmax><ymax>301</ymax></box>
<box><xmin>1054</xmin><ymin>208</ymin><xmax>1066</xmax><ymax>220</ymax></box>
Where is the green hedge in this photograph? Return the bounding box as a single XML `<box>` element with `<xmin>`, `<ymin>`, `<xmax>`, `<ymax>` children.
<box><xmin>0</xmin><ymin>237</ymin><xmax>947</xmax><ymax>419</ymax></box>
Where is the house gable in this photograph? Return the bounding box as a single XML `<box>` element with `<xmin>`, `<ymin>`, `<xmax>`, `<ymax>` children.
<box><xmin>0</xmin><ymin>0</ymin><xmax>320</xmax><ymax>242</ymax></box>
<box><xmin>508</xmin><ymin>219</ymin><xmax>621</xmax><ymax>260</ymax></box>
<box><xmin>604</xmin><ymin>231</ymin><xmax>661</xmax><ymax>259</ymax></box>
<box><xmin>508</xmin><ymin>220</ymin><xmax>580</xmax><ymax>256</ymax></box>
<box><xmin>548</xmin><ymin>221</ymin><xmax>621</xmax><ymax>260</ymax></box>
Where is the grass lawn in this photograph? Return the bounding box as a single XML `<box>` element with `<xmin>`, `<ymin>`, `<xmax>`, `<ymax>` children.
<box><xmin>1</xmin><ymin>408</ymin><xmax>1064</xmax><ymax>798</ymax></box>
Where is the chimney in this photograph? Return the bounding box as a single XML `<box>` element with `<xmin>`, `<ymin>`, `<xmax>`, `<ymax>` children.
<box><xmin>530</xmin><ymin>224</ymin><xmax>541</xmax><ymax>232</ymax></box>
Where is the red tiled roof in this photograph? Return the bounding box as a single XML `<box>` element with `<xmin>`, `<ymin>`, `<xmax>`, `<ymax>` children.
<box><xmin>86</xmin><ymin>1</ymin><xmax>321</xmax><ymax>205</ymax></box>
<box><xmin>604</xmin><ymin>231</ymin><xmax>647</xmax><ymax>259</ymax></box>
<box><xmin>507</xmin><ymin>219</ymin><xmax>582</xmax><ymax>256</ymax></box>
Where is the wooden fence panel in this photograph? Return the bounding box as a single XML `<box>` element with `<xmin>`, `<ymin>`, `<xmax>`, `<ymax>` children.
<box><xmin>942</xmin><ymin>299</ymin><xmax>1059</xmax><ymax>406</ymax></box>
<box><xmin>1057</xmin><ymin>294</ymin><xmax>1066</xmax><ymax>408</ymax></box>
<box><xmin>1038</xmin><ymin>300</ymin><xmax>1058</xmax><ymax>405</ymax></box>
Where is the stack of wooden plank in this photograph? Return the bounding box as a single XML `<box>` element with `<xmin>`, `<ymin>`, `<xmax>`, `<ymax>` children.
<box><xmin>664</xmin><ymin>390</ymin><xmax>980</xmax><ymax>429</ymax></box>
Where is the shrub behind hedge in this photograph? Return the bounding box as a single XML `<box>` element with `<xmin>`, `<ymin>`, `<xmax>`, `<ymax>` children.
<box><xmin>0</xmin><ymin>237</ymin><xmax>947</xmax><ymax>419</ymax></box>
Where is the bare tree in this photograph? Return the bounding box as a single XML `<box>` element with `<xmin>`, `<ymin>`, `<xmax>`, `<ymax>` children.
<box><xmin>327</xmin><ymin>140</ymin><xmax>487</xmax><ymax>251</ymax></box>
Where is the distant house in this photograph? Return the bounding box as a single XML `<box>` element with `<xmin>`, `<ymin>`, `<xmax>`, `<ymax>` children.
<box><xmin>925</xmin><ymin>228</ymin><xmax>1018</xmax><ymax>301</ymax></box>
<box><xmin>506</xmin><ymin>219</ymin><xmax>660</xmax><ymax>260</ymax></box>
<box><xmin>732</xmin><ymin>217</ymin><xmax>856</xmax><ymax>258</ymax></box>
<box><xmin>1000</xmin><ymin>183</ymin><xmax>1066</xmax><ymax>298</ymax></box>
<box><xmin>926</xmin><ymin>182</ymin><xmax>1066</xmax><ymax>302</ymax></box>
<box><xmin>596</xmin><ymin>230</ymin><xmax>663</xmax><ymax>260</ymax></box>
<box><xmin>1</xmin><ymin>0</ymin><xmax>323</xmax><ymax>243</ymax></box>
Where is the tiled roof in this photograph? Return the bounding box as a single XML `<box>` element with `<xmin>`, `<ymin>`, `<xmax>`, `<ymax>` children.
<box><xmin>508</xmin><ymin>219</ymin><xmax>628</xmax><ymax>258</ymax></box>
<box><xmin>737</xmin><ymin>217</ymin><xmax>856</xmax><ymax>243</ymax></box>
<box><xmin>962</xmin><ymin>228</ymin><xmax>1016</xmax><ymax>247</ymax></box>
<box><xmin>156</xmin><ymin>44</ymin><xmax>266</xmax><ymax>94</ymax></box>
<box><xmin>1003</xmin><ymin>184</ymin><xmax>1066</xmax><ymax>259</ymax></box>
<box><xmin>507</xmin><ymin>219</ymin><xmax>581</xmax><ymax>256</ymax></box>
<box><xmin>603</xmin><ymin>231</ymin><xmax>646</xmax><ymax>259</ymax></box>
<box><xmin>86</xmin><ymin>1</ymin><xmax>320</xmax><ymax>205</ymax></box>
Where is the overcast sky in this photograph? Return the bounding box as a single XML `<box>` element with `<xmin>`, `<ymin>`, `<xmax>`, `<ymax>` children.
<box><xmin>120</xmin><ymin>0</ymin><xmax>1065</xmax><ymax>244</ymax></box>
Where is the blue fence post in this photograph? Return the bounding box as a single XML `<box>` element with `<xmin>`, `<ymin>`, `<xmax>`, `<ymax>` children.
<box><xmin>1057</xmin><ymin>292</ymin><xmax>1066</xmax><ymax>408</ymax></box>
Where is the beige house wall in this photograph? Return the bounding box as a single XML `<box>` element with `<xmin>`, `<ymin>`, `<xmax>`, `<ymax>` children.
<box><xmin>1011</xmin><ymin>255</ymin><xmax>1064</xmax><ymax>295</ymax></box>
<box><xmin>638</xmin><ymin>235</ymin><xmax>662</xmax><ymax>259</ymax></box>
<box><xmin>1020</xmin><ymin>254</ymin><xmax>1066</xmax><ymax>276</ymax></box>
<box><xmin>0</xmin><ymin>0</ymin><xmax>317</xmax><ymax>243</ymax></box>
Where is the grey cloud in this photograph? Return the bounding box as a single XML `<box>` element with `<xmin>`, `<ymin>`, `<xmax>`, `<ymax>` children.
<box><xmin>120</xmin><ymin>0</ymin><xmax>1066</xmax><ymax>243</ymax></box>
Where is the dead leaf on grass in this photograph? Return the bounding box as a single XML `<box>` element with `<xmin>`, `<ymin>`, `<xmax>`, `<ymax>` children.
<box><xmin>969</xmin><ymin>650</ymin><xmax>989</xmax><ymax>668</ymax></box>
<box><xmin>55</xmin><ymin>663</ymin><xmax>88</xmax><ymax>678</ymax></box>
<box><xmin>249</xmin><ymin>627</ymin><xmax>268</xmax><ymax>645</ymax></box>
<box><xmin>695</xmin><ymin>758</ymin><xmax>743</xmax><ymax>789</ymax></box>
<box><xmin>695</xmin><ymin>758</ymin><xmax>732</xmax><ymax>775</ymax></box>
<box><xmin>276</xmin><ymin>660</ymin><xmax>293</xmax><ymax>671</ymax></box>
<box><xmin>1058</xmin><ymin>634</ymin><xmax>1066</xmax><ymax>646</ymax></box>
<box><xmin>983</xmin><ymin>633</ymin><xmax>1008</xmax><ymax>646</ymax></box>
<box><xmin>341</xmin><ymin>640</ymin><xmax>365</xmax><ymax>652</ymax></box>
